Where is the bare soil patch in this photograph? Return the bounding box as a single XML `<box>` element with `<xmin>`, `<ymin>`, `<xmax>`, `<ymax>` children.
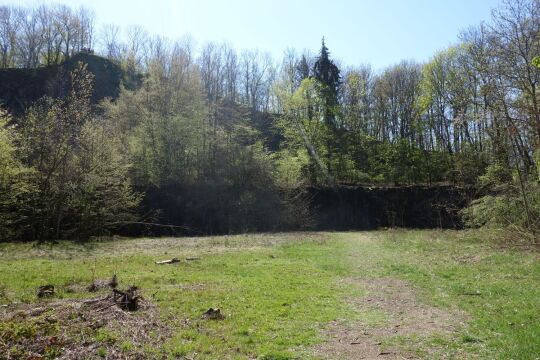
<box><xmin>314</xmin><ymin>278</ymin><xmax>466</xmax><ymax>359</ymax></box>
<box><xmin>0</xmin><ymin>294</ymin><xmax>168</xmax><ymax>359</ymax></box>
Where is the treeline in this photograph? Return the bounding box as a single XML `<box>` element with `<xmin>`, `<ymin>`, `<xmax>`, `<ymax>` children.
<box><xmin>0</xmin><ymin>5</ymin><xmax>94</xmax><ymax>68</ymax></box>
<box><xmin>0</xmin><ymin>58</ymin><xmax>302</xmax><ymax>241</ymax></box>
<box><xmin>0</xmin><ymin>0</ymin><xmax>538</xmax><ymax>240</ymax></box>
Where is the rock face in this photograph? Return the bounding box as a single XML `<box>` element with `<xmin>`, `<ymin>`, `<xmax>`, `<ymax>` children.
<box><xmin>0</xmin><ymin>53</ymin><xmax>140</xmax><ymax>115</ymax></box>
<box><xmin>123</xmin><ymin>184</ymin><xmax>478</xmax><ymax>237</ymax></box>
<box><xmin>307</xmin><ymin>184</ymin><xmax>479</xmax><ymax>230</ymax></box>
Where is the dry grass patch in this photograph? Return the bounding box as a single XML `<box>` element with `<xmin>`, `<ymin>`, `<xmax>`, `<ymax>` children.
<box><xmin>0</xmin><ymin>294</ymin><xmax>169</xmax><ymax>359</ymax></box>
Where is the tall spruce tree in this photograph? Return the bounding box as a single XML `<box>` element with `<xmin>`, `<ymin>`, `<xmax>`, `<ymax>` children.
<box><xmin>312</xmin><ymin>38</ymin><xmax>341</xmax><ymax>127</ymax></box>
<box><xmin>312</xmin><ymin>38</ymin><xmax>341</xmax><ymax>178</ymax></box>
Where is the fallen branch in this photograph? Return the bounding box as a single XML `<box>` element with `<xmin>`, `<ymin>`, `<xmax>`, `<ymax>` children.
<box><xmin>156</xmin><ymin>258</ymin><xmax>180</xmax><ymax>265</ymax></box>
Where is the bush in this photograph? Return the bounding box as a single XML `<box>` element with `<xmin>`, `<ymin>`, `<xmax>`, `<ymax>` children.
<box><xmin>13</xmin><ymin>63</ymin><xmax>140</xmax><ymax>241</ymax></box>
<box><xmin>462</xmin><ymin>163</ymin><xmax>539</xmax><ymax>237</ymax></box>
<box><xmin>0</xmin><ymin>111</ymin><xmax>35</xmax><ymax>240</ymax></box>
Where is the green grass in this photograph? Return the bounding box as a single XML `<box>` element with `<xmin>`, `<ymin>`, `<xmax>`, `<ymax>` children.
<box><xmin>0</xmin><ymin>230</ymin><xmax>539</xmax><ymax>359</ymax></box>
<box><xmin>341</xmin><ymin>230</ymin><xmax>540</xmax><ymax>359</ymax></box>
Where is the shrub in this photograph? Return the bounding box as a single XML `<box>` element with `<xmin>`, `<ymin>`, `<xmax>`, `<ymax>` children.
<box><xmin>0</xmin><ymin>111</ymin><xmax>35</xmax><ymax>241</ymax></box>
<box><xmin>462</xmin><ymin>163</ymin><xmax>539</xmax><ymax>238</ymax></box>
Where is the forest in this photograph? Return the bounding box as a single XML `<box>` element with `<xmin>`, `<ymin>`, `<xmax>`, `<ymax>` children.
<box><xmin>0</xmin><ymin>0</ymin><xmax>538</xmax><ymax>242</ymax></box>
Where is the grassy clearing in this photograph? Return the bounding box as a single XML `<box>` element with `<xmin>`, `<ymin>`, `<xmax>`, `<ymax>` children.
<box><xmin>0</xmin><ymin>233</ymin><xmax>358</xmax><ymax>359</ymax></box>
<box><xmin>0</xmin><ymin>230</ymin><xmax>539</xmax><ymax>359</ymax></box>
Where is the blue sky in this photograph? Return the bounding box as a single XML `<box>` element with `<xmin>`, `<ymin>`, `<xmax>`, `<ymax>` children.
<box><xmin>8</xmin><ymin>0</ymin><xmax>502</xmax><ymax>70</ymax></box>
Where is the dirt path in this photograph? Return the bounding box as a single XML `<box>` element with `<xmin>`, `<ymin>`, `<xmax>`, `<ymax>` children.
<box><xmin>314</xmin><ymin>277</ymin><xmax>466</xmax><ymax>359</ymax></box>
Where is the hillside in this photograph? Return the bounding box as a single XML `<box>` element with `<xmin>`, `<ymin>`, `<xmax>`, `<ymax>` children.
<box><xmin>0</xmin><ymin>53</ymin><xmax>140</xmax><ymax>115</ymax></box>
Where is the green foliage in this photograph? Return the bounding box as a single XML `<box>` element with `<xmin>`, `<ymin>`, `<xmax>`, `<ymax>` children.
<box><xmin>15</xmin><ymin>63</ymin><xmax>140</xmax><ymax>241</ymax></box>
<box><xmin>104</xmin><ymin>59</ymin><xmax>208</xmax><ymax>186</ymax></box>
<box><xmin>462</xmin><ymin>181</ymin><xmax>539</xmax><ymax>232</ymax></box>
<box><xmin>451</xmin><ymin>147</ymin><xmax>489</xmax><ymax>184</ymax></box>
<box><xmin>0</xmin><ymin>111</ymin><xmax>35</xmax><ymax>241</ymax></box>
<box><xmin>272</xmin><ymin>149</ymin><xmax>310</xmax><ymax>189</ymax></box>
<box><xmin>367</xmin><ymin>140</ymin><xmax>428</xmax><ymax>184</ymax></box>
<box><xmin>104</xmin><ymin>57</ymin><xmax>306</xmax><ymax>232</ymax></box>
<box><xmin>478</xmin><ymin>162</ymin><xmax>513</xmax><ymax>188</ymax></box>
<box><xmin>204</xmin><ymin>136</ymin><xmax>288</xmax><ymax>231</ymax></box>
<box><xmin>462</xmin><ymin>162</ymin><xmax>539</xmax><ymax>233</ymax></box>
<box><xmin>532</xmin><ymin>56</ymin><xmax>540</xmax><ymax>69</ymax></box>
<box><xmin>341</xmin><ymin>136</ymin><xmax>454</xmax><ymax>185</ymax></box>
<box><xmin>65</xmin><ymin>122</ymin><xmax>141</xmax><ymax>237</ymax></box>
<box><xmin>276</xmin><ymin>78</ymin><xmax>333</xmax><ymax>183</ymax></box>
